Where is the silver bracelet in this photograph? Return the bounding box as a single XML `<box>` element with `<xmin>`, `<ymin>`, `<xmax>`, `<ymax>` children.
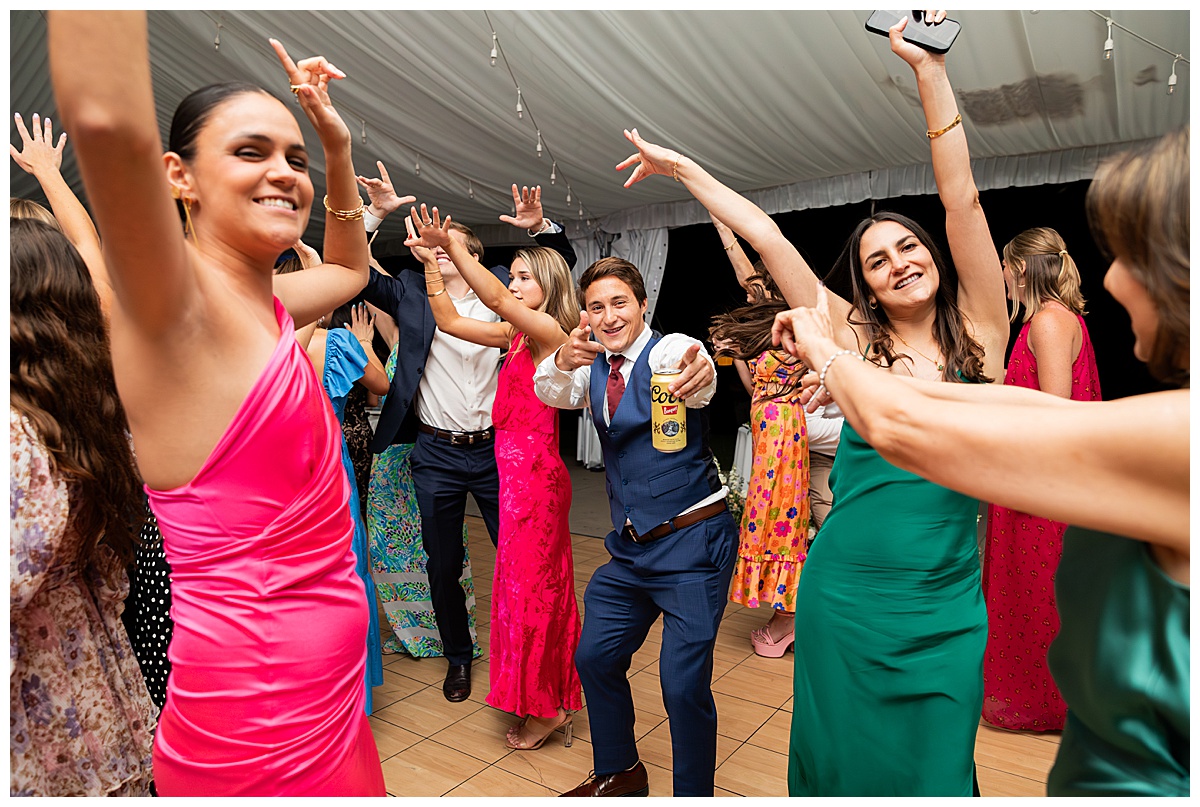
<box><xmin>818</xmin><ymin>349</ymin><xmax>855</xmax><ymax>389</ymax></box>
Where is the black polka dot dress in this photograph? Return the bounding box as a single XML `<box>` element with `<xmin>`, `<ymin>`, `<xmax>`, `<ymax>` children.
<box><xmin>125</xmin><ymin>503</ymin><xmax>174</xmax><ymax>711</ymax></box>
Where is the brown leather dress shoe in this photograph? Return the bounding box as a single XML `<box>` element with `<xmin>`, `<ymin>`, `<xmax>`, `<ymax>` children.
<box><xmin>559</xmin><ymin>761</ymin><xmax>648</xmax><ymax>797</ymax></box>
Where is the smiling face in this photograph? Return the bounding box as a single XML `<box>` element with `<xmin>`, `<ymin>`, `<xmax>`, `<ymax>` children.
<box><xmin>584</xmin><ymin>275</ymin><xmax>648</xmax><ymax>354</ymax></box>
<box><xmin>169</xmin><ymin>92</ymin><xmax>314</xmax><ymax>259</ymax></box>
<box><xmin>507</xmin><ymin>257</ymin><xmax>544</xmax><ymax>309</ymax></box>
<box><xmin>857</xmin><ymin>219</ymin><xmax>940</xmax><ymax>316</ymax></box>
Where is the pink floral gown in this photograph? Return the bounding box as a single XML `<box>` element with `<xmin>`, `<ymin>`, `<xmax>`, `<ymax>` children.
<box><xmin>729</xmin><ymin>350</ymin><xmax>810</xmax><ymax>611</ymax></box>
<box><xmin>982</xmin><ymin>313</ymin><xmax>1101</xmax><ymax>730</ymax></box>
<box><xmin>486</xmin><ymin>337</ymin><xmax>583</xmax><ymax>718</ymax></box>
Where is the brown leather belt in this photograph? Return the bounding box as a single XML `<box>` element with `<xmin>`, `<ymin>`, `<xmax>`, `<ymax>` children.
<box><xmin>419</xmin><ymin>423</ymin><xmax>495</xmax><ymax>446</ymax></box>
<box><xmin>622</xmin><ymin>500</ymin><xmax>728</xmax><ymax>544</ymax></box>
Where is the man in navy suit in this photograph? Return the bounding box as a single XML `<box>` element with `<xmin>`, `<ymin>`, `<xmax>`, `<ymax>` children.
<box><xmin>358</xmin><ymin>165</ymin><xmax>576</xmax><ymax>702</ymax></box>
<box><xmin>534</xmin><ymin>257</ymin><xmax>737</xmax><ymax>797</ymax></box>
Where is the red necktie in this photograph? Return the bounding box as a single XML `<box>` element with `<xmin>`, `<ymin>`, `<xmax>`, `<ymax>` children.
<box><xmin>606</xmin><ymin>355</ymin><xmax>626</xmax><ymax>419</ymax></box>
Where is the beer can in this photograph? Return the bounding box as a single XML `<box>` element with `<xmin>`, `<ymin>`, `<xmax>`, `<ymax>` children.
<box><xmin>650</xmin><ymin>371</ymin><xmax>686</xmax><ymax>453</ymax></box>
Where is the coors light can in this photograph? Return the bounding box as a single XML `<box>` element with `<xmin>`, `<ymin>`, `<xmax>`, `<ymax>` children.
<box><xmin>651</xmin><ymin>371</ymin><xmax>686</xmax><ymax>453</ymax></box>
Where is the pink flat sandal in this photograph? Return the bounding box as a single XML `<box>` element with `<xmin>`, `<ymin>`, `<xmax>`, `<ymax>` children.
<box><xmin>750</xmin><ymin>625</ymin><xmax>795</xmax><ymax>658</ymax></box>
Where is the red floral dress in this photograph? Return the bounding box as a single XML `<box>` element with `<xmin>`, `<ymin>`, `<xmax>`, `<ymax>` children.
<box><xmin>729</xmin><ymin>350</ymin><xmax>810</xmax><ymax>611</ymax></box>
<box><xmin>982</xmin><ymin>314</ymin><xmax>1101</xmax><ymax>730</ymax></box>
<box><xmin>486</xmin><ymin>337</ymin><xmax>583</xmax><ymax>718</ymax></box>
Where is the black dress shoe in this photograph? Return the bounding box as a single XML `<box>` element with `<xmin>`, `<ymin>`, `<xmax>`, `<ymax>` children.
<box><xmin>443</xmin><ymin>663</ymin><xmax>471</xmax><ymax>702</ymax></box>
<box><xmin>560</xmin><ymin>761</ymin><xmax>648</xmax><ymax>797</ymax></box>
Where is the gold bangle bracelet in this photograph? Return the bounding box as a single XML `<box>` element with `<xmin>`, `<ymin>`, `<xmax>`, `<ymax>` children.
<box><xmin>323</xmin><ymin>195</ymin><xmax>366</xmax><ymax>221</ymax></box>
<box><xmin>427</xmin><ymin>288</ymin><xmax>447</xmax><ymax>298</ymax></box>
<box><xmin>927</xmin><ymin>113</ymin><xmax>963</xmax><ymax>140</ymax></box>
<box><xmin>671</xmin><ymin>154</ymin><xmax>682</xmax><ymax>182</ymax></box>
<box><xmin>723</xmin><ymin>240</ymin><xmax>737</xmax><ymax>251</ymax></box>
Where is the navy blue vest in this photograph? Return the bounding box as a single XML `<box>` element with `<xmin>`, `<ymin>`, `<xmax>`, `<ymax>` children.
<box><xmin>589</xmin><ymin>332</ymin><xmax>722</xmax><ymax>536</ymax></box>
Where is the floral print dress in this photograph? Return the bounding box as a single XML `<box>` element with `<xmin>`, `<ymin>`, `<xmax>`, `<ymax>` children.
<box><xmin>728</xmin><ymin>350</ymin><xmax>810</xmax><ymax>612</ymax></box>
<box><xmin>10</xmin><ymin>409</ymin><xmax>157</xmax><ymax>796</ymax></box>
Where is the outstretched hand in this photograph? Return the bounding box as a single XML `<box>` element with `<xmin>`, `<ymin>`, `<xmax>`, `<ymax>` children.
<box><xmin>669</xmin><ymin>343</ymin><xmax>714</xmax><ymax>400</ymax></box>
<box><xmin>556</xmin><ymin>310</ymin><xmax>605</xmax><ymax>371</ymax></box>
<box><xmin>888</xmin><ymin>11</ymin><xmax>948</xmax><ymax>70</ymax></box>
<box><xmin>346</xmin><ymin>302</ymin><xmax>377</xmax><ymax>343</ymax></box>
<box><xmin>616</xmin><ymin>128</ymin><xmax>681</xmax><ymax>188</ymax></box>
<box><xmin>269</xmin><ymin>38</ymin><xmax>350</xmax><ymax>146</ymax></box>
<box><xmin>771</xmin><ymin>283</ymin><xmax>840</xmax><ymax>368</ymax></box>
<box><xmin>356</xmin><ymin>161</ymin><xmax>415</xmax><ymax>217</ymax></box>
<box><xmin>404</xmin><ymin>203</ymin><xmax>453</xmax><ymax>252</ymax></box>
<box><xmin>499</xmin><ymin>184</ymin><xmax>545</xmax><ymax>230</ymax></box>
<box><xmin>403</xmin><ymin>214</ymin><xmax>437</xmax><ymax>265</ymax></box>
<box><xmin>11</xmin><ymin>112</ymin><xmax>66</xmax><ymax>177</ymax></box>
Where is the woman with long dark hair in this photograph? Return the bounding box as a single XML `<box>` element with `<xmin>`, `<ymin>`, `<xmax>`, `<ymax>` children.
<box><xmin>48</xmin><ymin>11</ymin><xmax>383</xmax><ymax>795</ymax></box>
<box><xmin>618</xmin><ymin>14</ymin><xmax>1007</xmax><ymax>795</ymax></box>
<box><xmin>774</xmin><ymin>126</ymin><xmax>1188</xmax><ymax>797</ymax></box>
<box><xmin>10</xmin><ymin>218</ymin><xmax>158</xmax><ymax>795</ymax></box>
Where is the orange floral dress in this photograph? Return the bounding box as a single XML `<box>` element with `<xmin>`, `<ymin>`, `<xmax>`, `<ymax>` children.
<box><xmin>729</xmin><ymin>350</ymin><xmax>810</xmax><ymax>611</ymax></box>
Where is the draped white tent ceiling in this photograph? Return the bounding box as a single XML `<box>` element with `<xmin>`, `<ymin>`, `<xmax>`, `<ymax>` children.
<box><xmin>9</xmin><ymin>9</ymin><xmax>1190</xmax><ymax>249</ymax></box>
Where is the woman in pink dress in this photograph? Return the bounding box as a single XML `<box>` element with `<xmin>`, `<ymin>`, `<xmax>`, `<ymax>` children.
<box><xmin>406</xmin><ymin>200</ymin><xmax>584</xmax><ymax>750</ymax></box>
<box><xmin>981</xmin><ymin>227</ymin><xmax>1102</xmax><ymax>731</ymax></box>
<box><xmin>49</xmin><ymin>13</ymin><xmax>383</xmax><ymax>795</ymax></box>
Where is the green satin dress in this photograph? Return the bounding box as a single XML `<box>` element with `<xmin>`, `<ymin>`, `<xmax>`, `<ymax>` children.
<box><xmin>787</xmin><ymin>423</ymin><xmax>985</xmax><ymax>796</ymax></box>
<box><xmin>1047</xmin><ymin>527</ymin><xmax>1190</xmax><ymax>796</ymax></box>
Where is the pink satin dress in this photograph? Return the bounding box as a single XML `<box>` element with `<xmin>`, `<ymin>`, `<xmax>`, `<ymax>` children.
<box><xmin>147</xmin><ymin>298</ymin><xmax>384</xmax><ymax>796</ymax></box>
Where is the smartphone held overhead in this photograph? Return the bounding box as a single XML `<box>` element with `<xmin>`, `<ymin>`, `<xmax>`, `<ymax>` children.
<box><xmin>865</xmin><ymin>10</ymin><xmax>961</xmax><ymax>54</ymax></box>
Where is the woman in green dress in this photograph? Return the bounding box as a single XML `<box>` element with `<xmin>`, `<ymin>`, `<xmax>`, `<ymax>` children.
<box><xmin>774</xmin><ymin>127</ymin><xmax>1189</xmax><ymax>796</ymax></box>
<box><xmin>617</xmin><ymin>12</ymin><xmax>1007</xmax><ymax>796</ymax></box>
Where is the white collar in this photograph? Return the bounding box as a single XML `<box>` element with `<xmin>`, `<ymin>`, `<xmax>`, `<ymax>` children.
<box><xmin>604</xmin><ymin>320</ymin><xmax>651</xmax><ymax>366</ymax></box>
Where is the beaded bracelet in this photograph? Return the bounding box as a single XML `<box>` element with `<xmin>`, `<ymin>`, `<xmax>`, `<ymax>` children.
<box><xmin>671</xmin><ymin>154</ymin><xmax>682</xmax><ymax>182</ymax></box>
<box><xmin>818</xmin><ymin>349</ymin><xmax>855</xmax><ymax>389</ymax></box>
<box><xmin>323</xmin><ymin>195</ymin><xmax>366</xmax><ymax>221</ymax></box>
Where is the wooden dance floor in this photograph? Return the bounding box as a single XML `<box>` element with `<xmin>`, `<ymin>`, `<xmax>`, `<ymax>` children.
<box><xmin>367</xmin><ymin>461</ymin><xmax>1059</xmax><ymax>797</ymax></box>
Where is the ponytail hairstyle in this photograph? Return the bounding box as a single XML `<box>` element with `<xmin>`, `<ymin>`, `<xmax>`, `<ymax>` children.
<box><xmin>1003</xmin><ymin>227</ymin><xmax>1086</xmax><ymax>322</ymax></box>
<box><xmin>10</xmin><ymin>218</ymin><xmax>143</xmax><ymax>564</ymax></box>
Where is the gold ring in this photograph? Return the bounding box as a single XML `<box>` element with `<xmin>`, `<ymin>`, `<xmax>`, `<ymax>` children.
<box><xmin>289</xmin><ymin>84</ymin><xmax>304</xmax><ymax>95</ymax></box>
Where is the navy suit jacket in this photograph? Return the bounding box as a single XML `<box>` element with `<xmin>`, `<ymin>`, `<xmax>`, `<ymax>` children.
<box><xmin>361</xmin><ymin>223</ymin><xmax>576</xmax><ymax>453</ymax></box>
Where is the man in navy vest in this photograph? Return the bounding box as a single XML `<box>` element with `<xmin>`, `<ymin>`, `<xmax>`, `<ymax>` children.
<box><xmin>534</xmin><ymin>257</ymin><xmax>737</xmax><ymax>797</ymax></box>
<box><xmin>358</xmin><ymin>167</ymin><xmax>575</xmax><ymax>703</ymax></box>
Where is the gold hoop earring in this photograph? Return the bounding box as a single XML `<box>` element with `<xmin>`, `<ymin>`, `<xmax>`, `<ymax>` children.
<box><xmin>868</xmin><ymin>298</ymin><xmax>878</xmax><ymax>310</ymax></box>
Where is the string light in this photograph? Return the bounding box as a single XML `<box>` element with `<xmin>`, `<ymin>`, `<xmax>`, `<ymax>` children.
<box><xmin>214</xmin><ymin>19</ymin><xmax>222</xmax><ymax>50</ymax></box>
<box><xmin>550</xmin><ymin>161</ymin><xmax>557</xmax><ymax>184</ymax></box>
<box><xmin>468</xmin><ymin>180</ymin><xmax>475</xmax><ymax>200</ymax></box>
<box><xmin>536</xmin><ymin>130</ymin><xmax>543</xmax><ymax>158</ymax></box>
<box><xmin>414</xmin><ymin>155</ymin><xmax>421</xmax><ymax>177</ymax></box>
<box><xmin>1103</xmin><ymin>17</ymin><xmax>1114</xmax><ymax>60</ymax></box>
<box><xmin>1088</xmin><ymin>12</ymin><xmax>1188</xmax><ymax>93</ymax></box>
<box><xmin>565</xmin><ymin>186</ymin><xmax>571</xmax><ymax>204</ymax></box>
<box><xmin>360</xmin><ymin>119</ymin><xmax>367</xmax><ymax>145</ymax></box>
<box><xmin>489</xmin><ymin>32</ymin><xmax>498</xmax><ymax>67</ymax></box>
<box><xmin>1168</xmin><ymin>54</ymin><xmax>1180</xmax><ymax>94</ymax></box>
<box><xmin>515</xmin><ymin>88</ymin><xmax>523</xmax><ymax>119</ymax></box>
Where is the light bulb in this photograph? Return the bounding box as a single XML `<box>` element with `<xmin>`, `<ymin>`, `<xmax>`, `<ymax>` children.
<box><xmin>1103</xmin><ymin>20</ymin><xmax>1114</xmax><ymax>60</ymax></box>
<box><xmin>361</xmin><ymin>119</ymin><xmax>367</xmax><ymax>145</ymax></box>
<box><xmin>468</xmin><ymin>180</ymin><xmax>475</xmax><ymax>200</ymax></box>
<box><xmin>214</xmin><ymin>21</ymin><xmax>222</xmax><ymax>50</ymax></box>
<box><xmin>516</xmin><ymin>88</ymin><xmax>523</xmax><ymax>119</ymax></box>
<box><xmin>566</xmin><ymin>187</ymin><xmax>571</xmax><ymax>204</ymax></box>
<box><xmin>1168</xmin><ymin>56</ymin><xmax>1179</xmax><ymax>94</ymax></box>
<box><xmin>550</xmin><ymin>161</ymin><xmax>557</xmax><ymax>184</ymax></box>
<box><xmin>536</xmin><ymin>131</ymin><xmax>543</xmax><ymax>158</ymax></box>
<box><xmin>578</xmin><ymin>204</ymin><xmax>583</xmax><ymax>220</ymax></box>
<box><xmin>489</xmin><ymin>33</ymin><xmax>498</xmax><ymax>67</ymax></box>
<box><xmin>414</xmin><ymin>157</ymin><xmax>421</xmax><ymax>177</ymax></box>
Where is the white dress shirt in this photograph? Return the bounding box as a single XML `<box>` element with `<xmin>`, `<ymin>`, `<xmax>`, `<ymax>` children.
<box><xmin>533</xmin><ymin>322</ymin><xmax>728</xmax><ymax>519</ymax></box>
<box><xmin>414</xmin><ymin>288</ymin><xmax>501</xmax><ymax>432</ymax></box>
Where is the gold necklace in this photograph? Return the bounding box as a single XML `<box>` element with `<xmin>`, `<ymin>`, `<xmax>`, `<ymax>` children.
<box><xmin>892</xmin><ymin>330</ymin><xmax>944</xmax><ymax>372</ymax></box>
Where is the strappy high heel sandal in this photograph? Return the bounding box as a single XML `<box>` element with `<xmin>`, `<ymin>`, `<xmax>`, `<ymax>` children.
<box><xmin>505</xmin><ymin>710</ymin><xmax>574</xmax><ymax>751</ymax></box>
<box><xmin>750</xmin><ymin>624</ymin><xmax>795</xmax><ymax>658</ymax></box>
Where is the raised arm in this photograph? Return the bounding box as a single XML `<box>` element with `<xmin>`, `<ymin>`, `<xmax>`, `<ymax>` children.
<box><xmin>265</xmin><ymin>39</ymin><xmax>368</xmax><ymax>327</ymax></box>
<box><xmin>345</xmin><ymin>302</ymin><xmax>390</xmax><ymax>395</ymax></box>
<box><xmin>773</xmin><ymin>290</ymin><xmax>1188</xmax><ymax>551</ymax></box>
<box><xmin>617</xmin><ymin>127</ymin><xmax>855</xmax><ymax>347</ymax></box>
<box><xmin>11</xmin><ymin>112</ymin><xmax>113</xmax><ymax>312</ymax></box>
<box><xmin>888</xmin><ymin>16</ymin><xmax>1007</xmax><ymax>349</ymax></box>
<box><xmin>711</xmin><ymin>212</ymin><xmax>758</xmax><ymax>290</ymax></box>
<box><xmin>404</xmin><ymin>209</ymin><xmax>510</xmax><ymax>350</ymax></box>
<box><xmin>48</xmin><ymin>11</ymin><xmax>194</xmax><ymax>335</ymax></box>
<box><xmin>409</xmin><ymin>202</ymin><xmax>568</xmax><ymax>360</ymax></box>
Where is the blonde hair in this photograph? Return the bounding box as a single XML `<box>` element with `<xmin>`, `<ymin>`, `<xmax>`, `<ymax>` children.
<box><xmin>11</xmin><ymin>197</ymin><xmax>61</xmax><ymax>230</ymax></box>
<box><xmin>1087</xmin><ymin>127</ymin><xmax>1189</xmax><ymax>387</ymax></box>
<box><xmin>513</xmin><ymin>246</ymin><xmax>577</xmax><ymax>356</ymax></box>
<box><xmin>1003</xmin><ymin>227</ymin><xmax>1086</xmax><ymax>323</ymax></box>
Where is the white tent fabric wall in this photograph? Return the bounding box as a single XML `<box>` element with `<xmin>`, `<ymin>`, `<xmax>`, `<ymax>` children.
<box><xmin>11</xmin><ymin>10</ymin><xmax>1189</xmax><ymax>249</ymax></box>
